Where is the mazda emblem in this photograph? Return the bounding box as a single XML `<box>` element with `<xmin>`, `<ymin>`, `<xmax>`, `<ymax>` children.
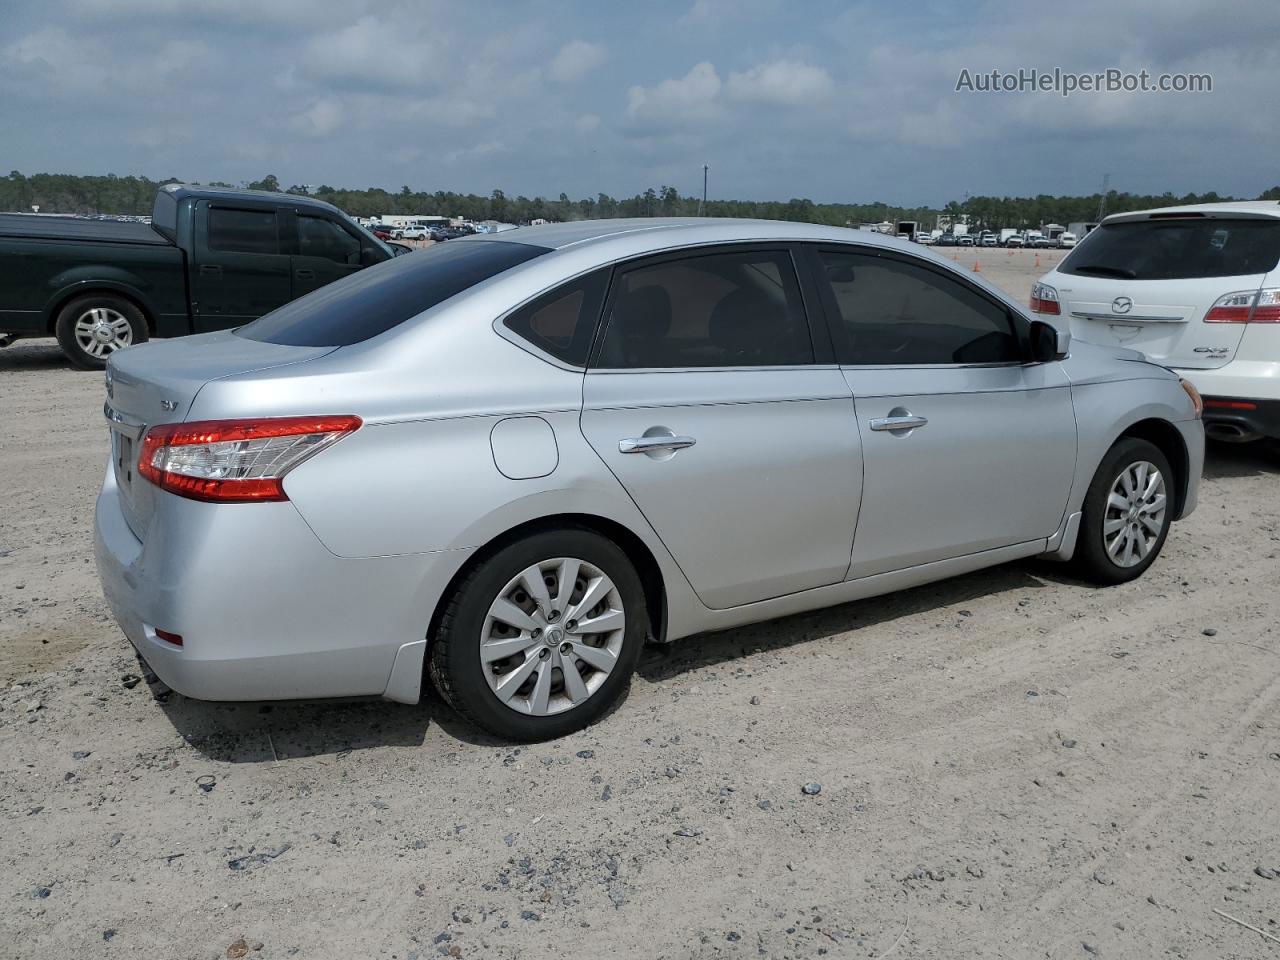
<box><xmin>1111</xmin><ymin>296</ymin><xmax>1133</xmax><ymax>315</ymax></box>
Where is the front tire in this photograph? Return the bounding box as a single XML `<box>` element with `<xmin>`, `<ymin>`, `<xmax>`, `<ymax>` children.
<box><xmin>428</xmin><ymin>528</ymin><xmax>648</xmax><ymax>741</ymax></box>
<box><xmin>55</xmin><ymin>294</ymin><xmax>148</xmax><ymax>370</ymax></box>
<box><xmin>1072</xmin><ymin>437</ymin><xmax>1174</xmax><ymax>584</ymax></box>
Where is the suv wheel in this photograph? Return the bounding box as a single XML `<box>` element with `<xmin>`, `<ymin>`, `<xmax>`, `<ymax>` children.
<box><xmin>1073</xmin><ymin>437</ymin><xmax>1174</xmax><ymax>584</ymax></box>
<box><xmin>428</xmin><ymin>528</ymin><xmax>648</xmax><ymax>741</ymax></box>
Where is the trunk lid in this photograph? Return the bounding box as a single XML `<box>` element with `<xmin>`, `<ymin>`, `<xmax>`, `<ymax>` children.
<box><xmin>1047</xmin><ymin>215</ymin><xmax>1280</xmax><ymax>369</ymax></box>
<box><xmin>1050</xmin><ymin>274</ymin><xmax>1255</xmax><ymax>369</ymax></box>
<box><xmin>104</xmin><ymin>331</ymin><xmax>335</xmax><ymax>539</ymax></box>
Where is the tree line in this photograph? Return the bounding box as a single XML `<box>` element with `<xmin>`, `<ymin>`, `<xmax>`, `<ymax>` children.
<box><xmin>3</xmin><ymin>169</ymin><xmax>1278</xmax><ymax>230</ymax></box>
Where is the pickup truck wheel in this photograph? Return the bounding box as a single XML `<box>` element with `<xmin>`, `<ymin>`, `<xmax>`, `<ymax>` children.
<box><xmin>55</xmin><ymin>294</ymin><xmax>148</xmax><ymax>370</ymax></box>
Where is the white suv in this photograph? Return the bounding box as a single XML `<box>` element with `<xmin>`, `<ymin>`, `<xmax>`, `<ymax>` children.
<box><xmin>1033</xmin><ymin>202</ymin><xmax>1280</xmax><ymax>446</ymax></box>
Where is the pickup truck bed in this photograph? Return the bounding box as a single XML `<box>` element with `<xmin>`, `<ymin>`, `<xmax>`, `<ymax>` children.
<box><xmin>0</xmin><ymin>215</ymin><xmax>171</xmax><ymax>246</ymax></box>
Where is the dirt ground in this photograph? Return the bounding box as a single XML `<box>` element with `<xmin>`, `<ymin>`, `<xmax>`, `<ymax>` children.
<box><xmin>2</xmin><ymin>247</ymin><xmax>1279</xmax><ymax>959</ymax></box>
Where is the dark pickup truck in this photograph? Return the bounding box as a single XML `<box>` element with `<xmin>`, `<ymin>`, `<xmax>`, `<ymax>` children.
<box><xmin>0</xmin><ymin>184</ymin><xmax>403</xmax><ymax>368</ymax></box>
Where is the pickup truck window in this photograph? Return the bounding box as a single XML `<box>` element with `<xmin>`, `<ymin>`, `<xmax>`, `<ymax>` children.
<box><xmin>208</xmin><ymin>208</ymin><xmax>279</xmax><ymax>255</ymax></box>
<box><xmin>299</xmin><ymin>214</ymin><xmax>361</xmax><ymax>264</ymax></box>
<box><xmin>236</xmin><ymin>239</ymin><xmax>550</xmax><ymax>347</ymax></box>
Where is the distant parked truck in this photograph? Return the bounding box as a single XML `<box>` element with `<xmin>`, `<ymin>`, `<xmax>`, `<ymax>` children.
<box><xmin>1067</xmin><ymin>222</ymin><xmax>1099</xmax><ymax>241</ymax></box>
<box><xmin>1057</xmin><ymin>231</ymin><xmax>1078</xmax><ymax>249</ymax></box>
<box><xmin>895</xmin><ymin>220</ymin><xmax>918</xmax><ymax>242</ymax></box>
<box><xmin>0</xmin><ymin>184</ymin><xmax>400</xmax><ymax>368</ymax></box>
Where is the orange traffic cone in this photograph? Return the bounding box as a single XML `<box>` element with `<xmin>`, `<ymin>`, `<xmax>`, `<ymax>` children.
<box><xmin>1034</xmin><ymin>254</ymin><xmax>1041</xmax><ymax>268</ymax></box>
<box><xmin>972</xmin><ymin>260</ymin><xmax>981</xmax><ymax>273</ymax></box>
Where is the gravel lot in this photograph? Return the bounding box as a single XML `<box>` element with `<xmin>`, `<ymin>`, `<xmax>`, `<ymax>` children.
<box><xmin>3</xmin><ymin>247</ymin><xmax>1279</xmax><ymax>958</ymax></box>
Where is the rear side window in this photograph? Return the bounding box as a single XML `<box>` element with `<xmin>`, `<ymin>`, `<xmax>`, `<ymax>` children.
<box><xmin>1061</xmin><ymin>218</ymin><xmax>1280</xmax><ymax>280</ymax></box>
<box><xmin>298</xmin><ymin>214</ymin><xmax>362</xmax><ymax>264</ymax></box>
<box><xmin>503</xmin><ymin>269</ymin><xmax>609</xmax><ymax>366</ymax></box>
<box><xmin>208</xmin><ymin>207</ymin><xmax>279</xmax><ymax>255</ymax></box>
<box><xmin>596</xmin><ymin>249</ymin><xmax>813</xmax><ymax>368</ymax></box>
<box><xmin>237</xmin><ymin>240</ymin><xmax>549</xmax><ymax>347</ymax></box>
<box><xmin>818</xmin><ymin>250</ymin><xmax>1020</xmax><ymax>365</ymax></box>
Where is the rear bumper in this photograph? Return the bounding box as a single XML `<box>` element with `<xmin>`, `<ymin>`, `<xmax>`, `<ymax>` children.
<box><xmin>1173</xmin><ymin>361</ymin><xmax>1280</xmax><ymax>442</ymax></box>
<box><xmin>93</xmin><ymin>462</ymin><xmax>463</xmax><ymax>704</ymax></box>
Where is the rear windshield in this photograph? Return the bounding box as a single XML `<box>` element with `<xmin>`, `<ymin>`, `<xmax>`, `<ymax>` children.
<box><xmin>236</xmin><ymin>240</ymin><xmax>549</xmax><ymax>347</ymax></box>
<box><xmin>1060</xmin><ymin>218</ymin><xmax>1280</xmax><ymax>280</ymax></box>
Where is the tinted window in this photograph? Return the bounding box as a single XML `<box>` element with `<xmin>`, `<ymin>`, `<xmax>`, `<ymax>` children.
<box><xmin>1061</xmin><ymin>218</ymin><xmax>1280</xmax><ymax>280</ymax></box>
<box><xmin>208</xmin><ymin>207</ymin><xmax>278</xmax><ymax>255</ymax></box>
<box><xmin>298</xmin><ymin>214</ymin><xmax>362</xmax><ymax>264</ymax></box>
<box><xmin>504</xmin><ymin>269</ymin><xmax>609</xmax><ymax>366</ymax></box>
<box><xmin>819</xmin><ymin>250</ymin><xmax>1020</xmax><ymax>365</ymax></box>
<box><xmin>596</xmin><ymin>250</ymin><xmax>812</xmax><ymax>368</ymax></box>
<box><xmin>237</xmin><ymin>240</ymin><xmax>549</xmax><ymax>347</ymax></box>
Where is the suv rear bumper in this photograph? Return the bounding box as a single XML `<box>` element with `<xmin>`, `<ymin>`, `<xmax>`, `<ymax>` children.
<box><xmin>1173</xmin><ymin>361</ymin><xmax>1280</xmax><ymax>442</ymax></box>
<box><xmin>1199</xmin><ymin>397</ymin><xmax>1280</xmax><ymax>443</ymax></box>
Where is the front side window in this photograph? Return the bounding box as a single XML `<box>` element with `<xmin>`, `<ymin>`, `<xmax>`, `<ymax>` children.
<box><xmin>596</xmin><ymin>249</ymin><xmax>813</xmax><ymax>368</ymax></box>
<box><xmin>503</xmin><ymin>269</ymin><xmax>609</xmax><ymax>366</ymax></box>
<box><xmin>817</xmin><ymin>250</ymin><xmax>1020</xmax><ymax>365</ymax></box>
<box><xmin>208</xmin><ymin>207</ymin><xmax>278</xmax><ymax>255</ymax></box>
<box><xmin>298</xmin><ymin>214</ymin><xmax>362</xmax><ymax>264</ymax></box>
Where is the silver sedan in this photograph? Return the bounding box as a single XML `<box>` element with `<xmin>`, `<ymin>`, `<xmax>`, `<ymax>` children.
<box><xmin>95</xmin><ymin>219</ymin><xmax>1204</xmax><ymax>740</ymax></box>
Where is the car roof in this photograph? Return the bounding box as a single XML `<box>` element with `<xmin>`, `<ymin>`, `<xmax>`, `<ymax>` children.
<box><xmin>1104</xmin><ymin>200</ymin><xmax>1280</xmax><ymax>224</ymax></box>
<box><xmin>461</xmin><ymin>216</ymin><xmax>914</xmax><ymax>257</ymax></box>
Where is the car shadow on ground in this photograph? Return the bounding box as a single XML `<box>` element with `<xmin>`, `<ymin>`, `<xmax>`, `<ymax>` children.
<box><xmin>156</xmin><ymin>559</ymin><xmax>1076</xmax><ymax>758</ymax></box>
<box><xmin>637</xmin><ymin>559</ymin><xmax>1074</xmax><ymax>683</ymax></box>
<box><xmin>1203</xmin><ymin>439</ymin><xmax>1280</xmax><ymax>479</ymax></box>
<box><xmin>0</xmin><ymin>340</ymin><xmax>73</xmax><ymax>371</ymax></box>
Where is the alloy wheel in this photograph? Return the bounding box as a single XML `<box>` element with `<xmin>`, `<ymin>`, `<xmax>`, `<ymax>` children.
<box><xmin>1103</xmin><ymin>460</ymin><xmax>1167</xmax><ymax>567</ymax></box>
<box><xmin>479</xmin><ymin>557</ymin><xmax>626</xmax><ymax>716</ymax></box>
<box><xmin>73</xmin><ymin>307</ymin><xmax>133</xmax><ymax>358</ymax></box>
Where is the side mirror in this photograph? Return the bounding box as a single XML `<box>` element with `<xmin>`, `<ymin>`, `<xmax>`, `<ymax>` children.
<box><xmin>1029</xmin><ymin>320</ymin><xmax>1069</xmax><ymax>362</ymax></box>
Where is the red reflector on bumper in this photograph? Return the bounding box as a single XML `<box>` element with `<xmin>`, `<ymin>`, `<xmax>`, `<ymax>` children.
<box><xmin>1204</xmin><ymin>400</ymin><xmax>1257</xmax><ymax>410</ymax></box>
<box><xmin>154</xmin><ymin>629</ymin><xmax>184</xmax><ymax>647</ymax></box>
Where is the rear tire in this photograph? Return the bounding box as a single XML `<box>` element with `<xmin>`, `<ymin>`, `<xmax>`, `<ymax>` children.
<box><xmin>1072</xmin><ymin>437</ymin><xmax>1174</xmax><ymax>585</ymax></box>
<box><xmin>428</xmin><ymin>528</ymin><xmax>648</xmax><ymax>742</ymax></box>
<box><xmin>55</xmin><ymin>294</ymin><xmax>148</xmax><ymax>370</ymax></box>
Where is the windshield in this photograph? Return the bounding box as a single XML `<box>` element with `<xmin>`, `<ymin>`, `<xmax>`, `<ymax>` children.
<box><xmin>1060</xmin><ymin>218</ymin><xmax>1280</xmax><ymax>280</ymax></box>
<box><xmin>236</xmin><ymin>239</ymin><xmax>549</xmax><ymax>347</ymax></box>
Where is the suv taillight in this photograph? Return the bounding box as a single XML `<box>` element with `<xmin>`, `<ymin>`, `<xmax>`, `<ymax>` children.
<box><xmin>1030</xmin><ymin>282</ymin><xmax>1060</xmax><ymax>315</ymax></box>
<box><xmin>138</xmin><ymin>415</ymin><xmax>361</xmax><ymax>503</ymax></box>
<box><xmin>1204</xmin><ymin>288</ymin><xmax>1280</xmax><ymax>324</ymax></box>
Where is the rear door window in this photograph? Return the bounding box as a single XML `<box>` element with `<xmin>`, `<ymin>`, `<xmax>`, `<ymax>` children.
<box><xmin>1061</xmin><ymin>218</ymin><xmax>1280</xmax><ymax>280</ymax></box>
<box><xmin>237</xmin><ymin>240</ymin><xmax>549</xmax><ymax>347</ymax></box>
<box><xmin>595</xmin><ymin>249</ymin><xmax>813</xmax><ymax>368</ymax></box>
<box><xmin>208</xmin><ymin>207</ymin><xmax>279</xmax><ymax>255</ymax></box>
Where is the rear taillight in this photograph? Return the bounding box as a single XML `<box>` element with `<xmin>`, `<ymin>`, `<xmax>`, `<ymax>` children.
<box><xmin>1030</xmin><ymin>282</ymin><xmax>1060</xmax><ymax>315</ymax></box>
<box><xmin>1204</xmin><ymin>288</ymin><xmax>1280</xmax><ymax>324</ymax></box>
<box><xmin>138</xmin><ymin>415</ymin><xmax>361</xmax><ymax>503</ymax></box>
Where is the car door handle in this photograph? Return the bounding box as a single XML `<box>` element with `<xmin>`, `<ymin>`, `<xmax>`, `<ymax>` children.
<box><xmin>869</xmin><ymin>414</ymin><xmax>929</xmax><ymax>432</ymax></box>
<box><xmin>199</xmin><ymin>264</ymin><xmax>222</xmax><ymax>276</ymax></box>
<box><xmin>618</xmin><ymin>435</ymin><xmax>697</xmax><ymax>454</ymax></box>
<box><xmin>295</xmin><ymin>269</ymin><xmax>315</xmax><ymax>280</ymax></box>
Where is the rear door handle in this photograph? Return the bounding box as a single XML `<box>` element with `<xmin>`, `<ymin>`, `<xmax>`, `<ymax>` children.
<box><xmin>199</xmin><ymin>264</ymin><xmax>222</xmax><ymax>276</ymax></box>
<box><xmin>618</xmin><ymin>435</ymin><xmax>697</xmax><ymax>454</ymax></box>
<box><xmin>295</xmin><ymin>269</ymin><xmax>315</xmax><ymax>280</ymax></box>
<box><xmin>869</xmin><ymin>414</ymin><xmax>928</xmax><ymax>432</ymax></box>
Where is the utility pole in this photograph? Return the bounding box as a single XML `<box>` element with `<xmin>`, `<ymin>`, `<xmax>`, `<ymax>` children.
<box><xmin>1096</xmin><ymin>173</ymin><xmax>1110</xmax><ymax>222</ymax></box>
<box><xmin>698</xmin><ymin>164</ymin><xmax>708</xmax><ymax>216</ymax></box>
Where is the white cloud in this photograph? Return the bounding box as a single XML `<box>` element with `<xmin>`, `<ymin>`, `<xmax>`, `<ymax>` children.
<box><xmin>302</xmin><ymin>16</ymin><xmax>439</xmax><ymax>90</ymax></box>
<box><xmin>576</xmin><ymin>113</ymin><xmax>601</xmax><ymax>133</ymax></box>
<box><xmin>291</xmin><ymin>98</ymin><xmax>344</xmax><ymax>137</ymax></box>
<box><xmin>550</xmin><ymin>40</ymin><xmax>606</xmax><ymax>84</ymax></box>
<box><xmin>726</xmin><ymin>60</ymin><xmax>833</xmax><ymax>105</ymax></box>
<box><xmin>627</xmin><ymin>62</ymin><xmax>722</xmax><ymax>129</ymax></box>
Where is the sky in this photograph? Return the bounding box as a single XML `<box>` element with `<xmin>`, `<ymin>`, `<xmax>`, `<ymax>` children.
<box><xmin>3</xmin><ymin>0</ymin><xmax>1278</xmax><ymax>207</ymax></box>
